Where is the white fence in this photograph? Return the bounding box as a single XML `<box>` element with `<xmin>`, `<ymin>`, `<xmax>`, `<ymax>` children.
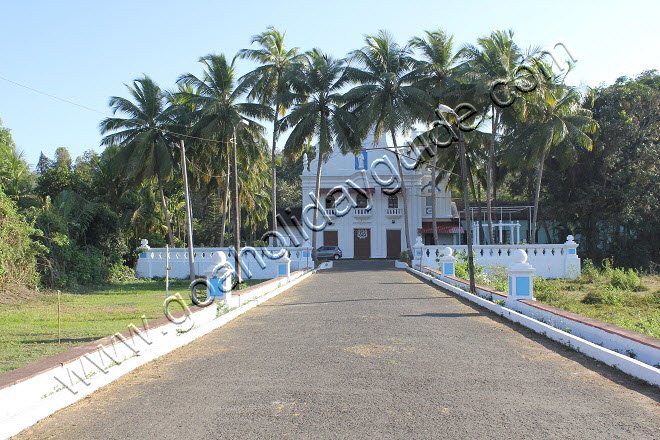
<box><xmin>419</xmin><ymin>236</ymin><xmax>581</xmax><ymax>279</ymax></box>
<box><xmin>136</xmin><ymin>244</ymin><xmax>312</xmax><ymax>280</ymax></box>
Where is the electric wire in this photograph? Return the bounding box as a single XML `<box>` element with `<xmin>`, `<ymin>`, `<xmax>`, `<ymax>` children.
<box><xmin>0</xmin><ymin>74</ymin><xmax>459</xmax><ymax>177</ymax></box>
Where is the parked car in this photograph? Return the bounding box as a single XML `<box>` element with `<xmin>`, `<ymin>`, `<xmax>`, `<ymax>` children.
<box><xmin>316</xmin><ymin>245</ymin><xmax>342</xmax><ymax>260</ymax></box>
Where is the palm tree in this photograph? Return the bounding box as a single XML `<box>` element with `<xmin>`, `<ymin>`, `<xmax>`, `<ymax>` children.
<box><xmin>459</xmin><ymin>30</ymin><xmax>523</xmax><ymax>244</ymax></box>
<box><xmin>177</xmin><ymin>54</ymin><xmax>272</xmax><ymax>279</ymax></box>
<box><xmin>281</xmin><ymin>49</ymin><xmax>360</xmax><ymax>263</ymax></box>
<box><xmin>344</xmin><ymin>31</ymin><xmax>433</xmax><ymax>258</ymax></box>
<box><xmin>169</xmin><ymin>83</ymin><xmax>234</xmax><ymax>247</ymax></box>
<box><xmin>238</xmin><ymin>27</ymin><xmax>304</xmax><ymax>239</ymax></box>
<box><xmin>409</xmin><ymin>29</ymin><xmax>458</xmax><ymax>245</ymax></box>
<box><xmin>509</xmin><ymin>84</ymin><xmax>596</xmax><ymax>242</ymax></box>
<box><xmin>100</xmin><ymin>75</ymin><xmax>176</xmax><ymax>246</ymax></box>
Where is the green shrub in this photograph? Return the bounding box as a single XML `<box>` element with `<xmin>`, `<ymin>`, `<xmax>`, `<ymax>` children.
<box><xmin>399</xmin><ymin>250</ymin><xmax>409</xmax><ymax>263</ymax></box>
<box><xmin>581</xmin><ymin>259</ymin><xmax>600</xmax><ymax>282</ymax></box>
<box><xmin>0</xmin><ymin>188</ymin><xmax>43</xmax><ymax>291</ymax></box>
<box><xmin>582</xmin><ymin>286</ymin><xmax>624</xmax><ymax>305</ymax></box>
<box><xmin>649</xmin><ymin>290</ymin><xmax>660</xmax><ymax>305</ymax></box>
<box><xmin>608</xmin><ymin>267</ymin><xmax>641</xmax><ymax>291</ymax></box>
<box><xmin>106</xmin><ymin>262</ymin><xmax>136</xmax><ymax>283</ymax></box>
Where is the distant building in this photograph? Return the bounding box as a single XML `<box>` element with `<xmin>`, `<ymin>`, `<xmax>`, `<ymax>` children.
<box><xmin>273</xmin><ymin>131</ymin><xmax>554</xmax><ymax>258</ymax></box>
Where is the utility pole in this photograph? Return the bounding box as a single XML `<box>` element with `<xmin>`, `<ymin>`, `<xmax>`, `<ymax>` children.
<box><xmin>180</xmin><ymin>140</ymin><xmax>195</xmax><ymax>282</ymax></box>
<box><xmin>232</xmin><ymin>122</ymin><xmax>247</xmax><ymax>283</ymax></box>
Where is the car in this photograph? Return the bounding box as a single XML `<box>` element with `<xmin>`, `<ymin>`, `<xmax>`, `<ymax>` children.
<box><xmin>316</xmin><ymin>245</ymin><xmax>342</xmax><ymax>260</ymax></box>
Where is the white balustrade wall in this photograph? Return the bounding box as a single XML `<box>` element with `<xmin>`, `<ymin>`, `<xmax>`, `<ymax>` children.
<box><xmin>136</xmin><ymin>245</ymin><xmax>312</xmax><ymax>280</ymax></box>
<box><xmin>419</xmin><ymin>237</ymin><xmax>581</xmax><ymax>279</ymax></box>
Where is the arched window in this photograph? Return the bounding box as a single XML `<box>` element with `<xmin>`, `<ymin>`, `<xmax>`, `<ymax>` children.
<box><xmin>325</xmin><ymin>193</ymin><xmax>336</xmax><ymax>209</ymax></box>
<box><xmin>388</xmin><ymin>194</ymin><xmax>398</xmax><ymax>208</ymax></box>
<box><xmin>356</xmin><ymin>193</ymin><xmax>368</xmax><ymax>208</ymax></box>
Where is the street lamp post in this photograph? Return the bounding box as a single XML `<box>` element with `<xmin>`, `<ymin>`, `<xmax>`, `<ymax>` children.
<box><xmin>437</xmin><ymin>105</ymin><xmax>476</xmax><ymax>293</ymax></box>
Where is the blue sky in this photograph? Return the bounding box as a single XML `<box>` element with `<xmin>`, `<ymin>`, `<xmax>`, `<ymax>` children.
<box><xmin>1</xmin><ymin>0</ymin><xmax>658</xmax><ymax>166</ymax></box>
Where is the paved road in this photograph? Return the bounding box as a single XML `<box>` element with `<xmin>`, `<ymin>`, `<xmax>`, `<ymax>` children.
<box><xmin>18</xmin><ymin>261</ymin><xmax>660</xmax><ymax>439</ymax></box>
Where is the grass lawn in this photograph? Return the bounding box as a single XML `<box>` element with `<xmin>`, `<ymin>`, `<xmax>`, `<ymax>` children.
<box><xmin>454</xmin><ymin>258</ymin><xmax>660</xmax><ymax>339</ymax></box>
<box><xmin>532</xmin><ymin>274</ymin><xmax>660</xmax><ymax>339</ymax></box>
<box><xmin>0</xmin><ymin>278</ymin><xmax>262</xmax><ymax>374</ymax></box>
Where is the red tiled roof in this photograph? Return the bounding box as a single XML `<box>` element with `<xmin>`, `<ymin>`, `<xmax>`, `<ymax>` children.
<box><xmin>418</xmin><ymin>222</ymin><xmax>464</xmax><ymax>234</ymax></box>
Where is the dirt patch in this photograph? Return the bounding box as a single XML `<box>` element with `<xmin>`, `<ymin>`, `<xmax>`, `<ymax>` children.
<box><xmin>0</xmin><ymin>285</ymin><xmax>43</xmax><ymax>305</ymax></box>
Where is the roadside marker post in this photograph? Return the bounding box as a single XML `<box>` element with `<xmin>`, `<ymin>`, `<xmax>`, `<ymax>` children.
<box><xmin>57</xmin><ymin>290</ymin><xmax>61</xmax><ymax>345</ymax></box>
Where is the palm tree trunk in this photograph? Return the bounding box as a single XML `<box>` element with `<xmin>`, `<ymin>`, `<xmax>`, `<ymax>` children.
<box><xmin>390</xmin><ymin>130</ymin><xmax>412</xmax><ymax>259</ymax></box>
<box><xmin>531</xmin><ymin>149</ymin><xmax>547</xmax><ymax>244</ymax></box>
<box><xmin>157</xmin><ymin>175</ymin><xmax>174</xmax><ymax>246</ymax></box>
<box><xmin>431</xmin><ymin>144</ymin><xmax>438</xmax><ymax>245</ymax></box>
<box><xmin>468</xmin><ymin>167</ymin><xmax>485</xmax><ymax>245</ymax></box>
<box><xmin>220</xmin><ymin>149</ymin><xmax>230</xmax><ymax>247</ymax></box>
<box><xmin>271</xmin><ymin>102</ymin><xmax>279</xmax><ymax>241</ymax></box>
<box><xmin>486</xmin><ymin>104</ymin><xmax>496</xmax><ymax>244</ymax></box>
<box><xmin>458</xmin><ymin>130</ymin><xmax>476</xmax><ymax>293</ymax></box>
<box><xmin>232</xmin><ymin>128</ymin><xmax>242</xmax><ymax>282</ymax></box>
<box><xmin>311</xmin><ymin>156</ymin><xmax>323</xmax><ymax>265</ymax></box>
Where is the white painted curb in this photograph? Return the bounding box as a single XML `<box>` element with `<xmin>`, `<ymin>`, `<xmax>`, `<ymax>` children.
<box><xmin>408</xmin><ymin>267</ymin><xmax>660</xmax><ymax>387</ymax></box>
<box><xmin>394</xmin><ymin>260</ymin><xmax>409</xmax><ymax>269</ymax></box>
<box><xmin>0</xmin><ymin>270</ymin><xmax>314</xmax><ymax>439</ymax></box>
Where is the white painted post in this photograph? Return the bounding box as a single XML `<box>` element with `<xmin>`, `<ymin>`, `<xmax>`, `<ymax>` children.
<box><xmin>412</xmin><ymin>236</ymin><xmax>424</xmax><ymax>269</ymax></box>
<box><xmin>303</xmin><ymin>242</ymin><xmax>312</xmax><ymax>270</ymax></box>
<box><xmin>137</xmin><ymin>239</ymin><xmax>152</xmax><ymax>278</ymax></box>
<box><xmin>437</xmin><ymin>246</ymin><xmax>456</xmax><ymax>277</ymax></box>
<box><xmin>207</xmin><ymin>251</ymin><xmax>232</xmax><ymax>306</ymax></box>
<box><xmin>278</xmin><ymin>254</ymin><xmax>291</xmax><ymax>281</ymax></box>
<box><xmin>563</xmin><ymin>235</ymin><xmax>580</xmax><ymax>279</ymax></box>
<box><xmin>506</xmin><ymin>249</ymin><xmax>536</xmax><ymax>306</ymax></box>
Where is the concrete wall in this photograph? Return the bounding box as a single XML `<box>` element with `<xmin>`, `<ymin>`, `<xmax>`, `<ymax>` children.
<box><xmin>419</xmin><ymin>239</ymin><xmax>581</xmax><ymax>279</ymax></box>
<box><xmin>136</xmin><ymin>246</ymin><xmax>312</xmax><ymax>279</ymax></box>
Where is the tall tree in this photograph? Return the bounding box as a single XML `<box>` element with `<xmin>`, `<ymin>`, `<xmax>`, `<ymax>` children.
<box><xmin>282</xmin><ymin>49</ymin><xmax>360</xmax><ymax>262</ymax></box>
<box><xmin>238</xmin><ymin>27</ymin><xmax>304</xmax><ymax>240</ymax></box>
<box><xmin>459</xmin><ymin>30</ymin><xmax>523</xmax><ymax>244</ymax></box>
<box><xmin>54</xmin><ymin>147</ymin><xmax>73</xmax><ymax>170</ymax></box>
<box><xmin>100</xmin><ymin>75</ymin><xmax>177</xmax><ymax>246</ymax></box>
<box><xmin>344</xmin><ymin>30</ymin><xmax>433</xmax><ymax>258</ymax></box>
<box><xmin>510</xmin><ymin>83</ymin><xmax>597</xmax><ymax>242</ymax></box>
<box><xmin>409</xmin><ymin>29</ymin><xmax>458</xmax><ymax>245</ymax></box>
<box><xmin>0</xmin><ymin>119</ymin><xmax>31</xmax><ymax>198</ymax></box>
<box><xmin>177</xmin><ymin>54</ymin><xmax>272</xmax><ymax>278</ymax></box>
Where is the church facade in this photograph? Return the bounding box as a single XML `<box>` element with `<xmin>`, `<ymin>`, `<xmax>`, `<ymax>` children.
<box><xmin>295</xmin><ymin>132</ymin><xmax>463</xmax><ymax>259</ymax></box>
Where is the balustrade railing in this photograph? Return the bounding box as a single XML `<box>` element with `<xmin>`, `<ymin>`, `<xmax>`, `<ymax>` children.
<box><xmin>136</xmin><ymin>243</ymin><xmax>312</xmax><ymax>279</ymax></box>
<box><xmin>417</xmin><ymin>237</ymin><xmax>580</xmax><ymax>279</ymax></box>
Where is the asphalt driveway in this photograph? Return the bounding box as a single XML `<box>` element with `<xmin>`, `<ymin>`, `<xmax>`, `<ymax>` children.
<box><xmin>17</xmin><ymin>260</ymin><xmax>660</xmax><ymax>439</ymax></box>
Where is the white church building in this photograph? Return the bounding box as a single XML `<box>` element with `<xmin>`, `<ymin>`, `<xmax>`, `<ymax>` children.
<box><xmin>290</xmin><ymin>132</ymin><xmax>463</xmax><ymax>259</ymax></box>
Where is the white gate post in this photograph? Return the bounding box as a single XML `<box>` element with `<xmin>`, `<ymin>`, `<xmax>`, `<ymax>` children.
<box><xmin>412</xmin><ymin>236</ymin><xmax>423</xmax><ymax>270</ymax></box>
<box><xmin>505</xmin><ymin>249</ymin><xmax>536</xmax><ymax>306</ymax></box>
<box><xmin>207</xmin><ymin>251</ymin><xmax>232</xmax><ymax>306</ymax></box>
<box><xmin>563</xmin><ymin>235</ymin><xmax>580</xmax><ymax>279</ymax></box>
<box><xmin>437</xmin><ymin>247</ymin><xmax>456</xmax><ymax>277</ymax></box>
<box><xmin>277</xmin><ymin>254</ymin><xmax>291</xmax><ymax>281</ymax></box>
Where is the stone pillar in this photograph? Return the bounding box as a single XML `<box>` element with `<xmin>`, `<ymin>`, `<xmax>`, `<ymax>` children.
<box><xmin>278</xmin><ymin>254</ymin><xmax>291</xmax><ymax>281</ymax></box>
<box><xmin>412</xmin><ymin>236</ymin><xmax>424</xmax><ymax>269</ymax></box>
<box><xmin>137</xmin><ymin>239</ymin><xmax>152</xmax><ymax>278</ymax></box>
<box><xmin>206</xmin><ymin>251</ymin><xmax>232</xmax><ymax>305</ymax></box>
<box><xmin>437</xmin><ymin>246</ymin><xmax>456</xmax><ymax>277</ymax></box>
<box><xmin>506</xmin><ymin>249</ymin><xmax>535</xmax><ymax>305</ymax></box>
<box><xmin>563</xmin><ymin>235</ymin><xmax>580</xmax><ymax>279</ymax></box>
